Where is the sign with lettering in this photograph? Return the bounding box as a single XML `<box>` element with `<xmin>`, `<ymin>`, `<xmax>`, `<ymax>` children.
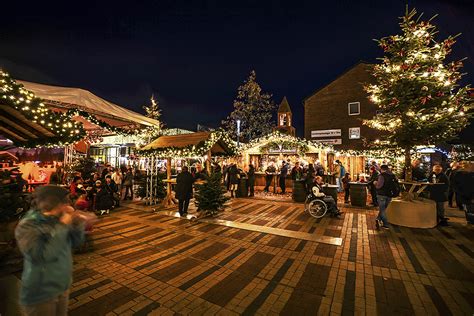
<box><xmin>311</xmin><ymin>129</ymin><xmax>341</xmax><ymax>138</ymax></box>
<box><xmin>312</xmin><ymin>138</ymin><xmax>342</xmax><ymax>145</ymax></box>
<box><xmin>268</xmin><ymin>148</ymin><xmax>298</xmax><ymax>154</ymax></box>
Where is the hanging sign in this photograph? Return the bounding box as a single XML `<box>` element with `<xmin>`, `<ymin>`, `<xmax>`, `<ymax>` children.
<box><xmin>311</xmin><ymin>129</ymin><xmax>341</xmax><ymax>138</ymax></box>
<box><xmin>313</xmin><ymin>138</ymin><xmax>342</xmax><ymax>145</ymax></box>
<box><xmin>268</xmin><ymin>148</ymin><xmax>298</xmax><ymax>154</ymax></box>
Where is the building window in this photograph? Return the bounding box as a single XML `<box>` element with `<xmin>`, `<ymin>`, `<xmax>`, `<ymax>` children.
<box><xmin>348</xmin><ymin>102</ymin><xmax>360</xmax><ymax>115</ymax></box>
<box><xmin>349</xmin><ymin>127</ymin><xmax>360</xmax><ymax>139</ymax></box>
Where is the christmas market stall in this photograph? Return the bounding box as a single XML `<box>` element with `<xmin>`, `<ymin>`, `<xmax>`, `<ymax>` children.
<box><xmin>240</xmin><ymin>132</ymin><xmax>331</xmax><ymax>194</ymax></box>
<box><xmin>18</xmin><ymin>80</ymin><xmax>161</xmax><ymax>168</ymax></box>
<box><xmin>138</xmin><ymin>131</ymin><xmax>237</xmax><ymax>207</ymax></box>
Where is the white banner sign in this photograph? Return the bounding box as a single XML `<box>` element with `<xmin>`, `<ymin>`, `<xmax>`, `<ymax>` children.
<box><xmin>311</xmin><ymin>129</ymin><xmax>341</xmax><ymax>138</ymax></box>
<box><xmin>312</xmin><ymin>138</ymin><xmax>342</xmax><ymax>145</ymax></box>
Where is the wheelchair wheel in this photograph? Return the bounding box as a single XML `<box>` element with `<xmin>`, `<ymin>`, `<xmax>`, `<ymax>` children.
<box><xmin>308</xmin><ymin>200</ymin><xmax>327</xmax><ymax>219</ymax></box>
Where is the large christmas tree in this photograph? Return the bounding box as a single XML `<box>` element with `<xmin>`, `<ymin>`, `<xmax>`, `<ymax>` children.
<box><xmin>222</xmin><ymin>70</ymin><xmax>276</xmax><ymax>142</ymax></box>
<box><xmin>365</xmin><ymin>7</ymin><xmax>471</xmax><ymax>180</ymax></box>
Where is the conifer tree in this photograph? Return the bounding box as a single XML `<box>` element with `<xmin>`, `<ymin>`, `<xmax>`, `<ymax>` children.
<box><xmin>142</xmin><ymin>95</ymin><xmax>162</xmax><ymax>141</ymax></box>
<box><xmin>194</xmin><ymin>172</ymin><xmax>229</xmax><ymax>215</ymax></box>
<box><xmin>365</xmin><ymin>7</ymin><xmax>471</xmax><ymax>180</ymax></box>
<box><xmin>222</xmin><ymin>71</ymin><xmax>276</xmax><ymax>142</ymax></box>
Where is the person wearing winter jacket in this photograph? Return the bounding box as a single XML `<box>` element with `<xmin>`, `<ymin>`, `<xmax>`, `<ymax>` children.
<box><xmin>428</xmin><ymin>164</ymin><xmax>449</xmax><ymax>226</ymax></box>
<box><xmin>15</xmin><ymin>186</ymin><xmax>86</xmax><ymax>315</ymax></box>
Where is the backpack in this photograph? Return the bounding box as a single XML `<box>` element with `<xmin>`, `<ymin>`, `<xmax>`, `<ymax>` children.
<box><xmin>384</xmin><ymin>173</ymin><xmax>400</xmax><ymax>198</ymax></box>
<box><xmin>340</xmin><ymin>165</ymin><xmax>346</xmax><ymax>177</ymax></box>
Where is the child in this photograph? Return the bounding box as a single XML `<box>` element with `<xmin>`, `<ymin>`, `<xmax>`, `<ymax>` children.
<box><xmin>342</xmin><ymin>173</ymin><xmax>351</xmax><ymax>204</ymax></box>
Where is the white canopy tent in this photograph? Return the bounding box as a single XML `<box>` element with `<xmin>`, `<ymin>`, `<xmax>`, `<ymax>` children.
<box><xmin>18</xmin><ymin>80</ymin><xmax>160</xmax><ymax>128</ymax></box>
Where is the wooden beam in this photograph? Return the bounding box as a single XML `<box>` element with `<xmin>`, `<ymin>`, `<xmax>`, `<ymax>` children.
<box><xmin>0</xmin><ymin>115</ymin><xmax>39</xmax><ymax>139</ymax></box>
<box><xmin>0</xmin><ymin>126</ymin><xmax>27</xmax><ymax>142</ymax></box>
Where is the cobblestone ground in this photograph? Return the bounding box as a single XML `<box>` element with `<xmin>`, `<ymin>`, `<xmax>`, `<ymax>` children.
<box><xmin>67</xmin><ymin>198</ymin><xmax>474</xmax><ymax>316</ymax></box>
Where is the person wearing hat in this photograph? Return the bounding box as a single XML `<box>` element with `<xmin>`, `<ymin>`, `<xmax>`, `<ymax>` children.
<box><xmin>15</xmin><ymin>186</ymin><xmax>87</xmax><ymax>315</ymax></box>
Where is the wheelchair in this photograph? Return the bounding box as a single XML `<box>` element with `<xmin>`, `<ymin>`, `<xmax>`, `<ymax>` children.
<box><xmin>304</xmin><ymin>194</ymin><xmax>328</xmax><ymax>219</ymax></box>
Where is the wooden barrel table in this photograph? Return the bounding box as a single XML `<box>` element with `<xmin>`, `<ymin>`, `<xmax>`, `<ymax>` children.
<box><xmin>236</xmin><ymin>178</ymin><xmax>248</xmax><ymax>198</ymax></box>
<box><xmin>349</xmin><ymin>182</ymin><xmax>368</xmax><ymax>207</ymax></box>
<box><xmin>322</xmin><ymin>184</ymin><xmax>339</xmax><ymax>203</ymax></box>
<box><xmin>292</xmin><ymin>180</ymin><xmax>307</xmax><ymax>202</ymax></box>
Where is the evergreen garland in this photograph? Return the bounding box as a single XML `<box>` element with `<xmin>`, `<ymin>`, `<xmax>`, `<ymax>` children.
<box><xmin>0</xmin><ymin>69</ymin><xmax>85</xmax><ymax>147</ymax></box>
<box><xmin>137</xmin><ymin>130</ymin><xmax>238</xmax><ymax>158</ymax></box>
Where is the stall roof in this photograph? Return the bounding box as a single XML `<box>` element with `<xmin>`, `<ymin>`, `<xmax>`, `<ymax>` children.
<box><xmin>18</xmin><ymin>80</ymin><xmax>160</xmax><ymax>128</ymax></box>
<box><xmin>140</xmin><ymin>131</ymin><xmax>237</xmax><ymax>157</ymax></box>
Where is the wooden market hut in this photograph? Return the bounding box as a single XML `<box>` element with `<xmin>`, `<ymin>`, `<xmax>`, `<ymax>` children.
<box><xmin>240</xmin><ymin>132</ymin><xmax>332</xmax><ymax>191</ymax></box>
<box><xmin>139</xmin><ymin>131</ymin><xmax>237</xmax><ymax>207</ymax></box>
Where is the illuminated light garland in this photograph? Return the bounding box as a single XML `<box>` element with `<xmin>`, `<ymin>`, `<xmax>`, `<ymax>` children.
<box><xmin>0</xmin><ymin>69</ymin><xmax>86</xmax><ymax>148</ymax></box>
<box><xmin>363</xmin><ymin>7</ymin><xmax>472</xmax><ymax>174</ymax></box>
<box><xmin>136</xmin><ymin>130</ymin><xmax>239</xmax><ymax>158</ymax></box>
<box><xmin>65</xmin><ymin>109</ymin><xmax>139</xmax><ymax>136</ymax></box>
<box><xmin>241</xmin><ymin>131</ymin><xmax>331</xmax><ymax>155</ymax></box>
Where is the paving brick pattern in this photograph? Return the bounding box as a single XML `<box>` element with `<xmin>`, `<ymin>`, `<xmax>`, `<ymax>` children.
<box><xmin>66</xmin><ymin>198</ymin><xmax>474</xmax><ymax>315</ymax></box>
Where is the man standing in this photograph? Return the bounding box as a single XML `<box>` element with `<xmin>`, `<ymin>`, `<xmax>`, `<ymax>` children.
<box><xmin>290</xmin><ymin>161</ymin><xmax>303</xmax><ymax>181</ymax></box>
<box><xmin>367</xmin><ymin>166</ymin><xmax>380</xmax><ymax>207</ymax></box>
<box><xmin>334</xmin><ymin>160</ymin><xmax>344</xmax><ymax>193</ymax></box>
<box><xmin>279</xmin><ymin>161</ymin><xmax>289</xmax><ymax>194</ymax></box>
<box><xmin>122</xmin><ymin>167</ymin><xmax>134</xmax><ymax>200</ymax></box>
<box><xmin>175</xmin><ymin>166</ymin><xmax>194</xmax><ymax>217</ymax></box>
<box><xmin>15</xmin><ymin>186</ymin><xmax>87</xmax><ymax>315</ymax></box>
<box><xmin>428</xmin><ymin>164</ymin><xmax>449</xmax><ymax>226</ymax></box>
<box><xmin>375</xmin><ymin>165</ymin><xmax>398</xmax><ymax>229</ymax></box>
<box><xmin>111</xmin><ymin>168</ymin><xmax>123</xmax><ymax>198</ymax></box>
<box><xmin>264</xmin><ymin>162</ymin><xmax>276</xmax><ymax>192</ymax></box>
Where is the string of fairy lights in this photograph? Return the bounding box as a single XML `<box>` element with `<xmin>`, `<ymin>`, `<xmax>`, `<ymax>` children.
<box><xmin>137</xmin><ymin>130</ymin><xmax>239</xmax><ymax>158</ymax></box>
<box><xmin>363</xmin><ymin>8</ymin><xmax>471</xmax><ymax>152</ymax></box>
<box><xmin>1</xmin><ymin>69</ymin><xmax>85</xmax><ymax>147</ymax></box>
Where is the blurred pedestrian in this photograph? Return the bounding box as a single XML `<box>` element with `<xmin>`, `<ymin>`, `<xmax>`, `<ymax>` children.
<box><xmin>15</xmin><ymin>186</ymin><xmax>87</xmax><ymax>316</ymax></box>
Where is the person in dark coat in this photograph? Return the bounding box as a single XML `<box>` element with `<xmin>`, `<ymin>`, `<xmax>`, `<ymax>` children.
<box><xmin>228</xmin><ymin>164</ymin><xmax>239</xmax><ymax>198</ymax></box>
<box><xmin>122</xmin><ymin>167</ymin><xmax>134</xmax><ymax>200</ymax></box>
<box><xmin>452</xmin><ymin>162</ymin><xmax>474</xmax><ymax>224</ymax></box>
<box><xmin>279</xmin><ymin>161</ymin><xmax>289</xmax><ymax>194</ymax></box>
<box><xmin>175</xmin><ymin>166</ymin><xmax>194</xmax><ymax>216</ymax></box>
<box><xmin>104</xmin><ymin>175</ymin><xmax>120</xmax><ymax>207</ymax></box>
<box><xmin>264</xmin><ymin>162</ymin><xmax>276</xmax><ymax>192</ymax></box>
<box><xmin>428</xmin><ymin>164</ymin><xmax>449</xmax><ymax>226</ymax></box>
<box><xmin>291</xmin><ymin>161</ymin><xmax>303</xmax><ymax>181</ymax></box>
<box><xmin>95</xmin><ymin>180</ymin><xmax>114</xmax><ymax>215</ymax></box>
<box><xmin>446</xmin><ymin>161</ymin><xmax>462</xmax><ymax>209</ymax></box>
<box><xmin>367</xmin><ymin>167</ymin><xmax>380</xmax><ymax>206</ymax></box>
<box><xmin>305</xmin><ymin>164</ymin><xmax>316</xmax><ymax>193</ymax></box>
<box><xmin>247</xmin><ymin>164</ymin><xmax>256</xmax><ymax>197</ymax></box>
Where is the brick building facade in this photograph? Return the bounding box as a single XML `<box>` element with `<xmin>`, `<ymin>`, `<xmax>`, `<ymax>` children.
<box><xmin>304</xmin><ymin>62</ymin><xmax>380</xmax><ymax>150</ymax></box>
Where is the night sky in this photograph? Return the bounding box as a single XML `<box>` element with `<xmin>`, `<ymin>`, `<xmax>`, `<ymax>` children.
<box><xmin>1</xmin><ymin>0</ymin><xmax>473</xmax><ymax>136</ymax></box>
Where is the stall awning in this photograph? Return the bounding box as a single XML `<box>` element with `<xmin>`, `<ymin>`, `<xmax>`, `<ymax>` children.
<box><xmin>140</xmin><ymin>131</ymin><xmax>237</xmax><ymax>157</ymax></box>
<box><xmin>18</xmin><ymin>80</ymin><xmax>160</xmax><ymax>129</ymax></box>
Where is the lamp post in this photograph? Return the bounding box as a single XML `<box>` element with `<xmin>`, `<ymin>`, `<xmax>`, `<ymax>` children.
<box><xmin>236</xmin><ymin>119</ymin><xmax>241</xmax><ymax>148</ymax></box>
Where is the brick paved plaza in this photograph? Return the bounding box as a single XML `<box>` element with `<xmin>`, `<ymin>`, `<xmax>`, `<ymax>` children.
<box><xmin>58</xmin><ymin>198</ymin><xmax>473</xmax><ymax>316</ymax></box>
<box><xmin>3</xmin><ymin>197</ymin><xmax>474</xmax><ymax>315</ymax></box>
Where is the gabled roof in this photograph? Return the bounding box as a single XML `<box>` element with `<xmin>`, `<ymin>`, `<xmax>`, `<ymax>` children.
<box><xmin>278</xmin><ymin>96</ymin><xmax>292</xmax><ymax>113</ymax></box>
<box><xmin>303</xmin><ymin>61</ymin><xmax>373</xmax><ymax>104</ymax></box>
<box><xmin>18</xmin><ymin>80</ymin><xmax>160</xmax><ymax>128</ymax></box>
<box><xmin>140</xmin><ymin>131</ymin><xmax>237</xmax><ymax>157</ymax></box>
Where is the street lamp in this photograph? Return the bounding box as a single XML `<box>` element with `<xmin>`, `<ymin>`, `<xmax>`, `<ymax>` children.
<box><xmin>236</xmin><ymin>119</ymin><xmax>241</xmax><ymax>148</ymax></box>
